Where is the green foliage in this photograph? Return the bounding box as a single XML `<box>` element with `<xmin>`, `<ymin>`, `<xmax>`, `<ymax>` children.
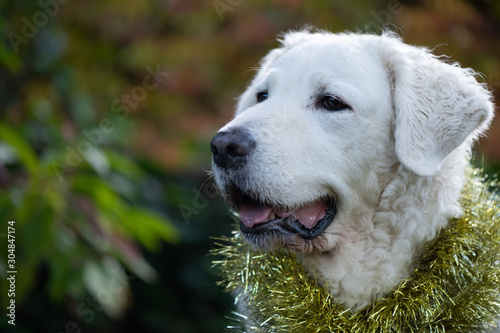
<box><xmin>0</xmin><ymin>118</ymin><xmax>181</xmax><ymax>314</ymax></box>
<box><xmin>0</xmin><ymin>0</ymin><xmax>180</xmax><ymax>320</ymax></box>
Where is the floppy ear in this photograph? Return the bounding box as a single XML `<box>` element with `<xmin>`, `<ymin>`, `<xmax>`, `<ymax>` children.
<box><xmin>380</xmin><ymin>35</ymin><xmax>494</xmax><ymax>176</ymax></box>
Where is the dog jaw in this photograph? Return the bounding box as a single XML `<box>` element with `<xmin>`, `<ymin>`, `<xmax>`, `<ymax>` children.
<box><xmin>298</xmin><ymin>150</ymin><xmax>470</xmax><ymax>310</ymax></box>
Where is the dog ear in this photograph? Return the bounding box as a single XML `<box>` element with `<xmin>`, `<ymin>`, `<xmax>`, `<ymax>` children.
<box><xmin>380</xmin><ymin>35</ymin><xmax>494</xmax><ymax>176</ymax></box>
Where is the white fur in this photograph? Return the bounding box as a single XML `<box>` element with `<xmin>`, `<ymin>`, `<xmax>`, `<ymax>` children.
<box><xmin>213</xmin><ymin>30</ymin><xmax>494</xmax><ymax>312</ymax></box>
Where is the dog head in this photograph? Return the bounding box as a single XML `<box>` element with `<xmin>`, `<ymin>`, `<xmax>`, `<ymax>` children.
<box><xmin>210</xmin><ymin>30</ymin><xmax>493</xmax><ymax>254</ymax></box>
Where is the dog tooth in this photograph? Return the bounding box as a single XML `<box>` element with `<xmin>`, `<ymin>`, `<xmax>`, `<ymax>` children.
<box><xmin>276</xmin><ymin>210</ymin><xmax>292</xmax><ymax>218</ymax></box>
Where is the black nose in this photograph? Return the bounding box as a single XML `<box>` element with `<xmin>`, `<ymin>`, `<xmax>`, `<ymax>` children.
<box><xmin>210</xmin><ymin>128</ymin><xmax>256</xmax><ymax>169</ymax></box>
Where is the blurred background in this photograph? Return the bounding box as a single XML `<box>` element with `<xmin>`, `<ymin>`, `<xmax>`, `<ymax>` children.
<box><xmin>0</xmin><ymin>0</ymin><xmax>499</xmax><ymax>332</ymax></box>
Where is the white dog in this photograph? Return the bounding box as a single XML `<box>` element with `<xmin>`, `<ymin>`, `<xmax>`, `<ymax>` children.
<box><xmin>210</xmin><ymin>30</ymin><xmax>494</xmax><ymax>313</ymax></box>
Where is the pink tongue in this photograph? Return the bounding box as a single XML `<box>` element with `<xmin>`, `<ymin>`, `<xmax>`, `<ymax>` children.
<box><xmin>292</xmin><ymin>200</ymin><xmax>327</xmax><ymax>229</ymax></box>
<box><xmin>239</xmin><ymin>199</ymin><xmax>327</xmax><ymax>229</ymax></box>
<box><xmin>240</xmin><ymin>202</ymin><xmax>272</xmax><ymax>228</ymax></box>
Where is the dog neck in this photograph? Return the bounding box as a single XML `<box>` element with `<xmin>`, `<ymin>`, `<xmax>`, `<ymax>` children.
<box><xmin>298</xmin><ymin>145</ymin><xmax>470</xmax><ymax>311</ymax></box>
<box><xmin>213</xmin><ymin>164</ymin><xmax>500</xmax><ymax>331</ymax></box>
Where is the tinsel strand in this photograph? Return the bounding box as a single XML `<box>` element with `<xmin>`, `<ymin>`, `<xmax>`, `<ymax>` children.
<box><xmin>212</xmin><ymin>168</ymin><xmax>500</xmax><ymax>332</ymax></box>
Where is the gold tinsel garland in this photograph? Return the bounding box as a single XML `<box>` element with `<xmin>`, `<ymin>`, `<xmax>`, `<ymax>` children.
<box><xmin>212</xmin><ymin>168</ymin><xmax>500</xmax><ymax>332</ymax></box>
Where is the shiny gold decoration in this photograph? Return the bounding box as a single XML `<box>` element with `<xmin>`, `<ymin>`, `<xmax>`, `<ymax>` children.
<box><xmin>212</xmin><ymin>168</ymin><xmax>500</xmax><ymax>332</ymax></box>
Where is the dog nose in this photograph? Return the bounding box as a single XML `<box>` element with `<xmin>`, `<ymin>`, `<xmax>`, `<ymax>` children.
<box><xmin>210</xmin><ymin>128</ymin><xmax>256</xmax><ymax>169</ymax></box>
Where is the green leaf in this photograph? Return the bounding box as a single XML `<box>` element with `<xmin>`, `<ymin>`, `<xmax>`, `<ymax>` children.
<box><xmin>73</xmin><ymin>174</ymin><xmax>121</xmax><ymax>210</ymax></box>
<box><xmin>105</xmin><ymin>150</ymin><xmax>145</xmax><ymax>180</ymax></box>
<box><xmin>18</xmin><ymin>203</ymin><xmax>54</xmax><ymax>264</ymax></box>
<box><xmin>0</xmin><ymin>40</ymin><xmax>22</xmax><ymax>72</ymax></box>
<box><xmin>0</xmin><ymin>122</ymin><xmax>40</xmax><ymax>175</ymax></box>
<box><xmin>121</xmin><ymin>208</ymin><xmax>180</xmax><ymax>250</ymax></box>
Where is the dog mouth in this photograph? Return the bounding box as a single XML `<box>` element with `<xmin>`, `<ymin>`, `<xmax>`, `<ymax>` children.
<box><xmin>229</xmin><ymin>187</ymin><xmax>337</xmax><ymax>241</ymax></box>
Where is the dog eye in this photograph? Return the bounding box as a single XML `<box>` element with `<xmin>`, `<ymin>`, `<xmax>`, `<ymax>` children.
<box><xmin>320</xmin><ymin>96</ymin><xmax>350</xmax><ymax>112</ymax></box>
<box><xmin>256</xmin><ymin>91</ymin><xmax>268</xmax><ymax>103</ymax></box>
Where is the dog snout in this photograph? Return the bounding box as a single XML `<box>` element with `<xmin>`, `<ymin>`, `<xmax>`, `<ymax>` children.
<box><xmin>210</xmin><ymin>128</ymin><xmax>256</xmax><ymax>169</ymax></box>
